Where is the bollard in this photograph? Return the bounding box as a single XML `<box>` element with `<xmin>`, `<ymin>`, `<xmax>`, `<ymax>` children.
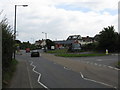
<box><xmin>106</xmin><ymin>49</ymin><xmax>108</xmax><ymax>55</ymax></box>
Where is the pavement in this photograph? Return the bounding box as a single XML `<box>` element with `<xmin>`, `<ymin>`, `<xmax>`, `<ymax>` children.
<box><xmin>8</xmin><ymin>57</ymin><xmax>31</xmax><ymax>88</ymax></box>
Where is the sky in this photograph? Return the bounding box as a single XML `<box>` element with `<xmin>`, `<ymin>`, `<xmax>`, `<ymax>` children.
<box><xmin>0</xmin><ymin>0</ymin><xmax>119</xmax><ymax>43</ymax></box>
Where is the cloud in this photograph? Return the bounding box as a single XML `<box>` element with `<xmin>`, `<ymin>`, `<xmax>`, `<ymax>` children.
<box><xmin>0</xmin><ymin>0</ymin><xmax>118</xmax><ymax>43</ymax></box>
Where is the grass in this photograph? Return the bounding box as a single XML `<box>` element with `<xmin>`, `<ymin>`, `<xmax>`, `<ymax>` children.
<box><xmin>117</xmin><ymin>61</ymin><xmax>120</xmax><ymax>66</ymax></box>
<box><xmin>56</xmin><ymin>53</ymin><xmax>107</xmax><ymax>57</ymax></box>
<box><xmin>2</xmin><ymin>59</ymin><xmax>18</xmax><ymax>87</ymax></box>
<box><xmin>47</xmin><ymin>49</ymin><xmax>68</xmax><ymax>54</ymax></box>
<box><xmin>47</xmin><ymin>49</ymin><xmax>108</xmax><ymax>57</ymax></box>
<box><xmin>117</xmin><ymin>61</ymin><xmax>120</xmax><ymax>68</ymax></box>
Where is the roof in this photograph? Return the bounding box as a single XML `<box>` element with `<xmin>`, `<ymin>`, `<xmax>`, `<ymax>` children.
<box><xmin>54</xmin><ymin>40</ymin><xmax>76</xmax><ymax>45</ymax></box>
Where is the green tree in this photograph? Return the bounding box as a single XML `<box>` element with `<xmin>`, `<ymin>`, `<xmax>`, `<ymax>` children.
<box><xmin>98</xmin><ymin>26</ymin><xmax>118</xmax><ymax>52</ymax></box>
<box><xmin>2</xmin><ymin>18</ymin><xmax>14</xmax><ymax>69</ymax></box>
<box><xmin>20</xmin><ymin>41</ymin><xmax>31</xmax><ymax>49</ymax></box>
<box><xmin>46</xmin><ymin>39</ymin><xmax>55</xmax><ymax>50</ymax></box>
<box><xmin>115</xmin><ymin>33</ymin><xmax>120</xmax><ymax>52</ymax></box>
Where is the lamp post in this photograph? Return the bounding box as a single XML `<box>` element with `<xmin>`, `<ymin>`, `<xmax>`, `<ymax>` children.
<box><xmin>13</xmin><ymin>5</ymin><xmax>28</xmax><ymax>59</ymax></box>
<box><xmin>42</xmin><ymin>32</ymin><xmax>47</xmax><ymax>52</ymax></box>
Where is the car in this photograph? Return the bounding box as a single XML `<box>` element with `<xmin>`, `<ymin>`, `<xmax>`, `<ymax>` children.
<box><xmin>31</xmin><ymin>50</ymin><xmax>40</xmax><ymax>57</ymax></box>
<box><xmin>26</xmin><ymin>48</ymin><xmax>30</xmax><ymax>53</ymax></box>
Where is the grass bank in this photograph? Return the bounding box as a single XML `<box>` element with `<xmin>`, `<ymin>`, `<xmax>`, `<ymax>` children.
<box><xmin>2</xmin><ymin>59</ymin><xmax>18</xmax><ymax>87</ymax></box>
<box><xmin>56</xmin><ymin>53</ymin><xmax>107</xmax><ymax>57</ymax></box>
<box><xmin>116</xmin><ymin>61</ymin><xmax>120</xmax><ymax>69</ymax></box>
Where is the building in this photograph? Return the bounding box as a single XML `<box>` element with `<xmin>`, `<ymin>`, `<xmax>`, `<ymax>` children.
<box><xmin>54</xmin><ymin>35</ymin><xmax>95</xmax><ymax>49</ymax></box>
<box><xmin>35</xmin><ymin>39</ymin><xmax>46</xmax><ymax>48</ymax></box>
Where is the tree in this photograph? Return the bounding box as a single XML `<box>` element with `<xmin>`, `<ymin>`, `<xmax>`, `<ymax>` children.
<box><xmin>15</xmin><ymin>40</ymin><xmax>21</xmax><ymax>44</ymax></box>
<box><xmin>20</xmin><ymin>41</ymin><xmax>31</xmax><ymax>49</ymax></box>
<box><xmin>2</xmin><ymin>18</ymin><xmax>14</xmax><ymax>69</ymax></box>
<box><xmin>46</xmin><ymin>39</ymin><xmax>55</xmax><ymax>50</ymax></box>
<box><xmin>115</xmin><ymin>33</ymin><xmax>120</xmax><ymax>52</ymax></box>
<box><xmin>98</xmin><ymin>26</ymin><xmax>118</xmax><ymax>52</ymax></box>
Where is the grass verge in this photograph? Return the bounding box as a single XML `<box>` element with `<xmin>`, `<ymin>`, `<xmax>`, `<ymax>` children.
<box><xmin>56</xmin><ymin>53</ymin><xmax>107</xmax><ymax>57</ymax></box>
<box><xmin>116</xmin><ymin>61</ymin><xmax>120</xmax><ymax>69</ymax></box>
<box><xmin>47</xmin><ymin>49</ymin><xmax>68</xmax><ymax>54</ymax></box>
<box><xmin>2</xmin><ymin>59</ymin><xmax>18</xmax><ymax>88</ymax></box>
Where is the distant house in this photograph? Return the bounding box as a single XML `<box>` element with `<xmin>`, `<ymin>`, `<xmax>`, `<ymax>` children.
<box><xmin>54</xmin><ymin>35</ymin><xmax>95</xmax><ymax>49</ymax></box>
<box><xmin>35</xmin><ymin>40</ymin><xmax>42</xmax><ymax>46</ymax></box>
<box><xmin>35</xmin><ymin>40</ymin><xmax>46</xmax><ymax>48</ymax></box>
<box><xmin>80</xmin><ymin>36</ymin><xmax>95</xmax><ymax>45</ymax></box>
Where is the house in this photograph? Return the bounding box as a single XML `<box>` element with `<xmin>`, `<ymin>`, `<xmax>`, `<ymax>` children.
<box><xmin>80</xmin><ymin>36</ymin><xmax>95</xmax><ymax>45</ymax></box>
<box><xmin>35</xmin><ymin>39</ymin><xmax>46</xmax><ymax>48</ymax></box>
<box><xmin>54</xmin><ymin>35</ymin><xmax>95</xmax><ymax>49</ymax></box>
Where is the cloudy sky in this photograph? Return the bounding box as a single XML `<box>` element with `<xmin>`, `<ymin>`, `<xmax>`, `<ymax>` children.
<box><xmin>0</xmin><ymin>0</ymin><xmax>119</xmax><ymax>43</ymax></box>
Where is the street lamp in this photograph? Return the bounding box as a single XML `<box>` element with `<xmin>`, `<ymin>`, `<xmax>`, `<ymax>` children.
<box><xmin>13</xmin><ymin>5</ymin><xmax>28</xmax><ymax>59</ymax></box>
<box><xmin>42</xmin><ymin>32</ymin><xmax>47</xmax><ymax>40</ymax></box>
<box><xmin>42</xmin><ymin>32</ymin><xmax>47</xmax><ymax>52</ymax></box>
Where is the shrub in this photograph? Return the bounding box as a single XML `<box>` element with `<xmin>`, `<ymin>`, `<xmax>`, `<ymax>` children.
<box><xmin>1</xmin><ymin>18</ymin><xmax>14</xmax><ymax>70</ymax></box>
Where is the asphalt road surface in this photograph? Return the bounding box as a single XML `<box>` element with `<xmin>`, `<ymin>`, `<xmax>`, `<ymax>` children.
<box><xmin>67</xmin><ymin>55</ymin><xmax>119</xmax><ymax>67</ymax></box>
<box><xmin>14</xmin><ymin>50</ymin><xmax>118</xmax><ymax>89</ymax></box>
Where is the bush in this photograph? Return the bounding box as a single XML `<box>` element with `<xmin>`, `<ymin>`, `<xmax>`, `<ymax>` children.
<box><xmin>81</xmin><ymin>42</ymin><xmax>98</xmax><ymax>51</ymax></box>
<box><xmin>2</xmin><ymin>18</ymin><xmax>14</xmax><ymax>70</ymax></box>
<box><xmin>97</xmin><ymin>26</ymin><xmax>118</xmax><ymax>53</ymax></box>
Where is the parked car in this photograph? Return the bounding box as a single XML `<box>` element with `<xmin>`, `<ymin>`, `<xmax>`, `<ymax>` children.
<box><xmin>68</xmin><ymin>42</ymin><xmax>81</xmax><ymax>52</ymax></box>
<box><xmin>26</xmin><ymin>48</ymin><xmax>30</xmax><ymax>53</ymax></box>
<box><xmin>31</xmin><ymin>50</ymin><xmax>40</xmax><ymax>57</ymax></box>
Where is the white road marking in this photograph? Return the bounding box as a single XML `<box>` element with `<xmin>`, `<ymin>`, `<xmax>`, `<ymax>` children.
<box><xmin>114</xmin><ymin>68</ymin><xmax>120</xmax><ymax>71</ymax></box>
<box><xmin>108</xmin><ymin>66</ymin><xmax>114</xmax><ymax>69</ymax></box>
<box><xmin>64</xmin><ymin>67</ymin><xmax>71</xmax><ymax>70</ymax></box>
<box><xmin>108</xmin><ymin>66</ymin><xmax>120</xmax><ymax>71</ymax></box>
<box><xmin>84</xmin><ymin>61</ymin><xmax>120</xmax><ymax>71</ymax></box>
<box><xmin>40</xmin><ymin>53</ymin><xmax>41</xmax><ymax>57</ymax></box>
<box><xmin>29</xmin><ymin>61</ymin><xmax>49</xmax><ymax>89</ymax></box>
<box><xmin>94</xmin><ymin>63</ymin><xmax>98</xmax><ymax>66</ymax></box>
<box><xmin>97</xmin><ymin>59</ymin><xmax>102</xmax><ymax>61</ymax></box>
<box><xmin>79</xmin><ymin>72</ymin><xmax>117</xmax><ymax>89</ymax></box>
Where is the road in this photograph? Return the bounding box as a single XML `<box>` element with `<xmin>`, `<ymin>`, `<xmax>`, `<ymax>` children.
<box><xmin>13</xmin><ymin>50</ymin><xmax>118</xmax><ymax>89</ymax></box>
<box><xmin>67</xmin><ymin>55</ymin><xmax>118</xmax><ymax>68</ymax></box>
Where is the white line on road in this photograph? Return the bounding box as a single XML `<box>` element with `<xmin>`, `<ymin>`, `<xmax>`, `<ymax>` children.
<box><xmin>29</xmin><ymin>61</ymin><xmax>49</xmax><ymax>89</ymax></box>
<box><xmin>40</xmin><ymin>53</ymin><xmax>41</xmax><ymax>57</ymax></box>
<box><xmin>79</xmin><ymin>72</ymin><xmax>117</xmax><ymax>89</ymax></box>
<box><xmin>64</xmin><ymin>67</ymin><xmax>71</xmax><ymax>70</ymax></box>
<box><xmin>94</xmin><ymin>63</ymin><xmax>98</xmax><ymax>66</ymax></box>
<box><xmin>97</xmin><ymin>59</ymin><xmax>102</xmax><ymax>61</ymax></box>
<box><xmin>108</xmin><ymin>66</ymin><xmax>114</xmax><ymax>69</ymax></box>
<box><xmin>83</xmin><ymin>60</ymin><xmax>120</xmax><ymax>71</ymax></box>
<box><xmin>108</xmin><ymin>66</ymin><xmax>120</xmax><ymax>71</ymax></box>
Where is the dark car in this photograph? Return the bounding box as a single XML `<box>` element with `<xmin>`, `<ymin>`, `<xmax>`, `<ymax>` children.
<box><xmin>31</xmin><ymin>50</ymin><xmax>40</xmax><ymax>57</ymax></box>
<box><xmin>26</xmin><ymin>48</ymin><xmax>30</xmax><ymax>53</ymax></box>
